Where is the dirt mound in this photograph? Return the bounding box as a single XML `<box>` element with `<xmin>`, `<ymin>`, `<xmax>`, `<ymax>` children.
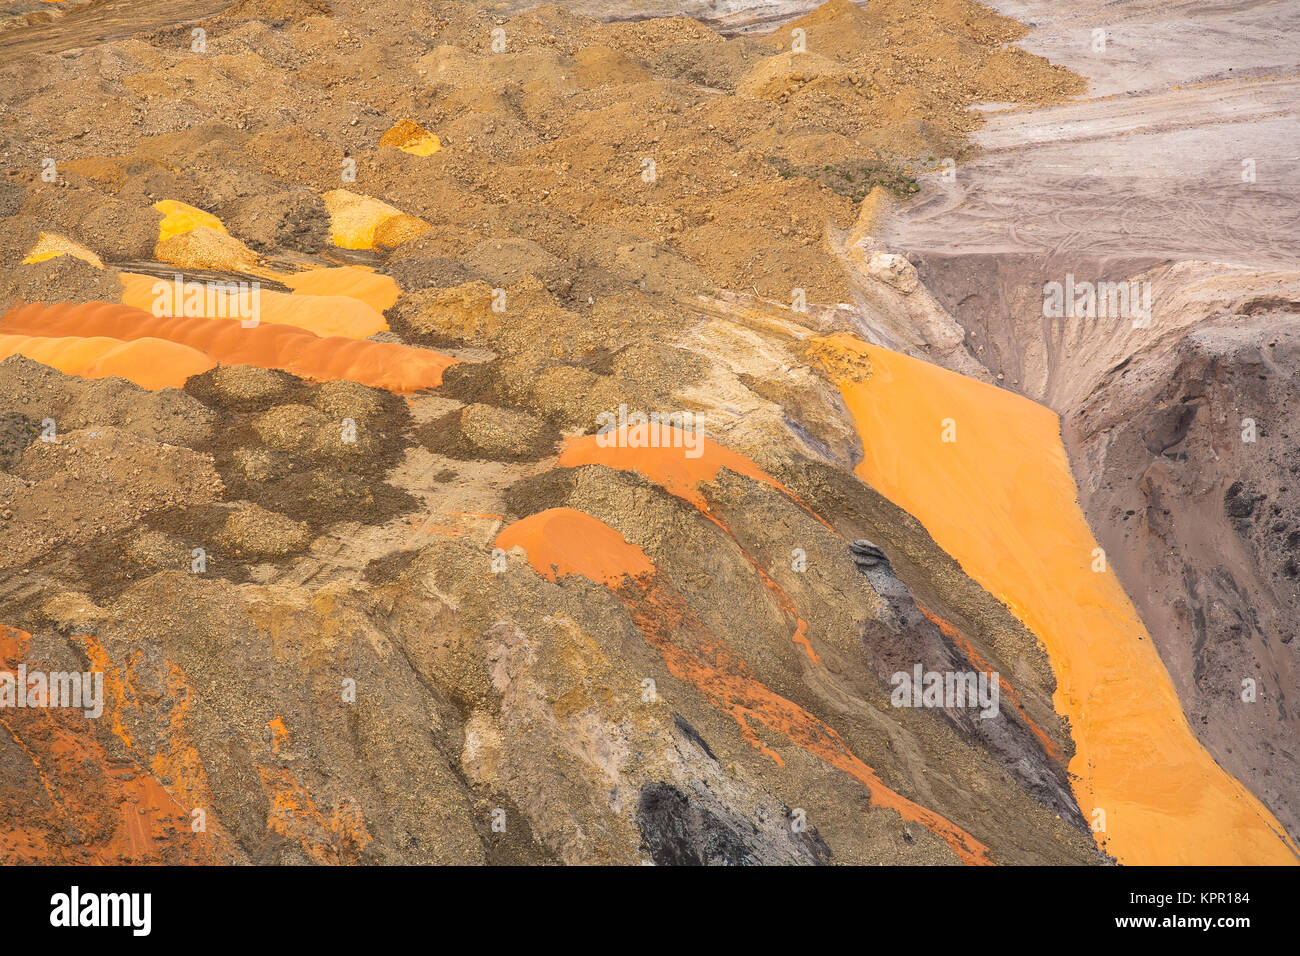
<box><xmin>0</xmin><ymin>352</ymin><xmax>215</xmax><ymax>446</ymax></box>
<box><xmin>0</xmin><ymin>424</ymin><xmax>224</xmax><ymax>573</ymax></box>
<box><xmin>418</xmin><ymin>402</ymin><xmax>557</xmax><ymax>461</ymax></box>
<box><xmin>218</xmin><ymin>501</ymin><xmax>311</xmax><ymax>557</ymax></box>
<box><xmin>0</xmin><ymin>251</ymin><xmax>123</xmax><ymax>312</ymax></box>
<box><xmin>219</xmin><ymin>188</ymin><xmax>331</xmax><ymax>254</ymax></box>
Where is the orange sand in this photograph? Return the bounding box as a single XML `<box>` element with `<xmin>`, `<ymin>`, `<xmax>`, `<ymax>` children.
<box><xmin>379</xmin><ymin>119</ymin><xmax>442</xmax><ymax>157</ymax></box>
<box><xmin>819</xmin><ymin>333</ymin><xmax>1298</xmax><ymax>865</ymax></box>
<box><xmin>119</xmin><ymin>272</ymin><xmax>388</xmax><ymax>339</ymax></box>
<box><xmin>1</xmin><ymin>301</ymin><xmax>456</xmax><ymax>393</ymax></box>
<box><xmin>278</xmin><ymin>266</ymin><xmax>401</xmax><ymax>313</ymax></box>
<box><xmin>153</xmin><ymin>199</ymin><xmax>226</xmax><ymax>242</ymax></box>
<box><xmin>321</xmin><ymin>189</ymin><xmax>431</xmax><ymax>250</ymax></box>
<box><xmin>0</xmin><ymin>331</ymin><xmax>214</xmax><ymax>389</ymax></box>
<box><xmin>561</xmin><ymin>429</ymin><xmax>796</xmax><ymax>512</ymax></box>
<box><xmin>497</xmin><ymin>507</ymin><xmax>655</xmax><ymax>585</ymax></box>
<box><xmin>22</xmin><ymin>232</ymin><xmax>104</xmax><ymax>269</ymax></box>
<box><xmin>496</xmin><ymin>507</ymin><xmax>992</xmax><ymax>865</ymax></box>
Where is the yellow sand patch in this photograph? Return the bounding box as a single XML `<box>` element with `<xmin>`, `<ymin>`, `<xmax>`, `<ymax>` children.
<box><xmin>321</xmin><ymin>189</ymin><xmax>431</xmax><ymax>250</ymax></box>
<box><xmin>278</xmin><ymin>265</ymin><xmax>400</xmax><ymax>312</ymax></box>
<box><xmin>817</xmin><ymin>332</ymin><xmax>1298</xmax><ymax>866</ymax></box>
<box><xmin>21</xmin><ymin>233</ymin><xmax>104</xmax><ymax>269</ymax></box>
<box><xmin>153</xmin><ymin>200</ymin><xmax>227</xmax><ymax>243</ymax></box>
<box><xmin>119</xmin><ymin>272</ymin><xmax>387</xmax><ymax>340</ymax></box>
<box><xmin>380</xmin><ymin>119</ymin><xmax>442</xmax><ymax>156</ymax></box>
<box><xmin>0</xmin><ymin>333</ymin><xmax>214</xmax><ymax>390</ymax></box>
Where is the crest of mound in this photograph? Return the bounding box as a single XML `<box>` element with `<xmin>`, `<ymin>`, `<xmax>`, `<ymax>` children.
<box><xmin>571</xmin><ymin>44</ymin><xmax>651</xmax><ymax>88</ymax></box>
<box><xmin>736</xmin><ymin>51</ymin><xmax>851</xmax><ymax>101</ymax></box>
<box><xmin>217</xmin><ymin>0</ymin><xmax>331</xmax><ymax>27</ymax></box>
<box><xmin>784</xmin><ymin>0</ymin><xmax>875</xmax><ymax>37</ymax></box>
<box><xmin>22</xmin><ymin>232</ymin><xmax>103</xmax><ymax>269</ymax></box>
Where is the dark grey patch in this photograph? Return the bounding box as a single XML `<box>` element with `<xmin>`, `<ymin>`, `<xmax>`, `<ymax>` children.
<box><xmin>0</xmin><ymin>181</ymin><xmax>26</xmax><ymax>218</ymax></box>
<box><xmin>636</xmin><ymin>782</ymin><xmax>831</xmax><ymax>867</ymax></box>
<box><xmin>673</xmin><ymin>714</ymin><xmax>717</xmax><ymax>762</ymax></box>
<box><xmin>1143</xmin><ymin>400</ymin><xmax>1200</xmax><ymax>457</ymax></box>
<box><xmin>849</xmin><ymin>538</ymin><xmax>888</xmax><ymax>570</ymax></box>
<box><xmin>784</xmin><ymin>415</ymin><xmax>838</xmax><ymax>464</ymax></box>
<box><xmin>637</xmin><ymin>782</ymin><xmax>758</xmax><ymax>866</ymax></box>
<box><xmin>0</xmin><ymin>411</ymin><xmax>37</xmax><ymax>472</ymax></box>
<box><xmin>384</xmin><ymin>256</ymin><xmax>473</xmax><ymax>293</ymax></box>
<box><xmin>1225</xmin><ymin>481</ymin><xmax>1257</xmax><ymax>519</ymax></box>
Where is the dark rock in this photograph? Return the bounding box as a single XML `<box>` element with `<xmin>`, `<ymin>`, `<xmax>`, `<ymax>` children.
<box><xmin>850</xmin><ymin>538</ymin><xmax>889</xmax><ymax>569</ymax></box>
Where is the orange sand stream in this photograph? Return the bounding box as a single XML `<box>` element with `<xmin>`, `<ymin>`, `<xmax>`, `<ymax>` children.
<box><xmin>819</xmin><ymin>333</ymin><xmax>1298</xmax><ymax>865</ymax></box>
<box><xmin>497</xmin><ymin>507</ymin><xmax>655</xmax><ymax>585</ymax></box>
<box><xmin>1</xmin><ymin>301</ymin><xmax>456</xmax><ymax>393</ymax></box>
<box><xmin>0</xmin><ymin>625</ymin><xmax>219</xmax><ymax>864</ymax></box>
<box><xmin>277</xmin><ymin>266</ymin><xmax>401</xmax><ymax>313</ymax></box>
<box><xmin>119</xmin><ymin>272</ymin><xmax>387</xmax><ymax>339</ymax></box>
<box><xmin>0</xmin><ymin>331</ymin><xmax>214</xmax><ymax>389</ymax></box>
<box><xmin>496</xmin><ymin>507</ymin><xmax>992</xmax><ymax>865</ymax></box>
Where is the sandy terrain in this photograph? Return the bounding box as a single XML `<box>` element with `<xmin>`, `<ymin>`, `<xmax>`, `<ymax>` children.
<box><xmin>0</xmin><ymin>0</ymin><xmax>1295</xmax><ymax>866</ymax></box>
<box><xmin>884</xmin><ymin>0</ymin><xmax>1300</xmax><ymax>264</ymax></box>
